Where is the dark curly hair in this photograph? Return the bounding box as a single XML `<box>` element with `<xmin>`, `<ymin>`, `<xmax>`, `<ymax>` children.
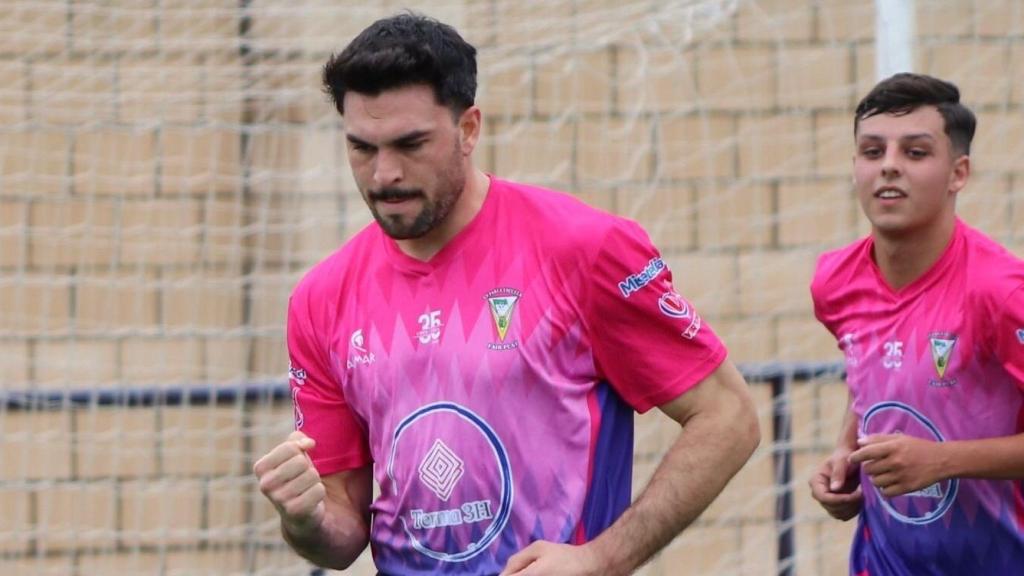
<box><xmin>322</xmin><ymin>13</ymin><xmax>477</xmax><ymax>118</ymax></box>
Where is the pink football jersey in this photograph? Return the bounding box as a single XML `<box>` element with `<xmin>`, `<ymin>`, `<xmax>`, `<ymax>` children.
<box><xmin>287</xmin><ymin>177</ymin><xmax>726</xmax><ymax>574</ymax></box>
<box><xmin>812</xmin><ymin>219</ymin><xmax>1024</xmax><ymax>575</ymax></box>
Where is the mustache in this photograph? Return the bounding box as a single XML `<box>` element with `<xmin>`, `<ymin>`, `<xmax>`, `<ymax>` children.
<box><xmin>368</xmin><ymin>187</ymin><xmax>423</xmax><ymax>202</ymax></box>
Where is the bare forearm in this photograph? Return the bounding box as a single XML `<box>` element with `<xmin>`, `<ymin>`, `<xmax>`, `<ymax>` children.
<box><xmin>835</xmin><ymin>393</ymin><xmax>859</xmax><ymax>451</ymax></box>
<box><xmin>941</xmin><ymin>433</ymin><xmax>1024</xmax><ymax>480</ymax></box>
<box><xmin>586</xmin><ymin>409</ymin><xmax>759</xmax><ymax>574</ymax></box>
<box><xmin>281</xmin><ymin>510</ymin><xmax>369</xmax><ymax>569</ymax></box>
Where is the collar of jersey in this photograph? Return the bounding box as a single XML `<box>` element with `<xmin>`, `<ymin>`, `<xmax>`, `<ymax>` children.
<box><xmin>866</xmin><ymin>217</ymin><xmax>965</xmax><ymax>301</ymax></box>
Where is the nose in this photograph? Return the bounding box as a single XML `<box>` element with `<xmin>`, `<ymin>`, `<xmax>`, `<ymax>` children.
<box><xmin>880</xmin><ymin>148</ymin><xmax>901</xmax><ymax>179</ymax></box>
<box><xmin>372</xmin><ymin>149</ymin><xmax>403</xmax><ymax>188</ymax></box>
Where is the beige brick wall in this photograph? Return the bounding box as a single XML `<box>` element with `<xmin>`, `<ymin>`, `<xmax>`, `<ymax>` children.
<box><xmin>3</xmin><ymin>1</ymin><xmax>1023</xmax><ymax>575</ymax></box>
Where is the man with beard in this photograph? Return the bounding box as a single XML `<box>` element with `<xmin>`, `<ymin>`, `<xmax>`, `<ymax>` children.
<box><xmin>253</xmin><ymin>13</ymin><xmax>759</xmax><ymax>576</ymax></box>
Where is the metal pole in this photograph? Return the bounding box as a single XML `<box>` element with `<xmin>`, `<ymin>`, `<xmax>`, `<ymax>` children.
<box><xmin>772</xmin><ymin>373</ymin><xmax>794</xmax><ymax>576</ymax></box>
<box><xmin>875</xmin><ymin>0</ymin><xmax>917</xmax><ymax>79</ymax></box>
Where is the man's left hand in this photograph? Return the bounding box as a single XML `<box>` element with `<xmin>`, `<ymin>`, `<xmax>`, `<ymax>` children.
<box><xmin>849</xmin><ymin>434</ymin><xmax>947</xmax><ymax>498</ymax></box>
<box><xmin>499</xmin><ymin>541</ymin><xmax>605</xmax><ymax>576</ymax></box>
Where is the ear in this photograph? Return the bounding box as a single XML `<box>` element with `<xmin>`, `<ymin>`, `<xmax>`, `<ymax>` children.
<box><xmin>457</xmin><ymin>106</ymin><xmax>482</xmax><ymax>156</ymax></box>
<box><xmin>948</xmin><ymin>154</ymin><xmax>970</xmax><ymax>195</ymax></box>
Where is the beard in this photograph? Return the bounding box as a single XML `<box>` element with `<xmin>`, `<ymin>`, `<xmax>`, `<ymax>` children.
<box><xmin>365</xmin><ymin>145</ymin><xmax>466</xmax><ymax>240</ymax></box>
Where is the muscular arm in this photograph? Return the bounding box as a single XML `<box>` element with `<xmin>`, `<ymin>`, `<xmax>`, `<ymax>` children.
<box><xmin>501</xmin><ymin>360</ymin><xmax>759</xmax><ymax>576</ymax></box>
<box><xmin>281</xmin><ymin>465</ymin><xmax>374</xmax><ymax>569</ymax></box>
<box><xmin>584</xmin><ymin>359</ymin><xmax>760</xmax><ymax>574</ymax></box>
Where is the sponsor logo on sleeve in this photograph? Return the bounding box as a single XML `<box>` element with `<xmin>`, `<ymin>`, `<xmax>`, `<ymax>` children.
<box><xmin>292</xmin><ymin>387</ymin><xmax>304</xmax><ymax>429</ymax></box>
<box><xmin>658</xmin><ymin>291</ymin><xmax>691</xmax><ymax>319</ymax></box>
<box><xmin>288</xmin><ymin>362</ymin><xmax>306</xmax><ymax>428</ymax></box>
<box><xmin>658</xmin><ymin>290</ymin><xmax>702</xmax><ymax>339</ymax></box>
<box><xmin>288</xmin><ymin>362</ymin><xmax>307</xmax><ymax>385</ymax></box>
<box><xmin>618</xmin><ymin>257</ymin><xmax>666</xmax><ymax>298</ymax></box>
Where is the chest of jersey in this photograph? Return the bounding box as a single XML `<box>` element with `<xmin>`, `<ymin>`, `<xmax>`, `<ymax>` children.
<box><xmin>837</xmin><ymin>296</ymin><xmax>967</xmax><ymax>392</ymax></box>
<box><xmin>836</xmin><ymin>286</ymin><xmax>1023</xmax><ymax>447</ymax></box>
<box><xmin>337</xmin><ymin>272</ymin><xmax>593</xmax><ymax>407</ymax></box>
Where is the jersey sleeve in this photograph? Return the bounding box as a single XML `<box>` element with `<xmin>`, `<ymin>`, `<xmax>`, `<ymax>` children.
<box><xmin>809</xmin><ymin>252</ymin><xmax>842</xmax><ymax>340</ymax></box>
<box><xmin>582</xmin><ymin>219</ymin><xmax>727</xmax><ymax>413</ymax></box>
<box><xmin>287</xmin><ymin>288</ymin><xmax>372</xmax><ymax>475</ymax></box>
<box><xmin>990</xmin><ymin>282</ymin><xmax>1024</xmax><ymax>392</ymax></box>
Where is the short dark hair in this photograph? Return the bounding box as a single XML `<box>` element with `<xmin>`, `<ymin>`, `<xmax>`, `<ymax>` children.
<box><xmin>854</xmin><ymin>73</ymin><xmax>976</xmax><ymax>156</ymax></box>
<box><xmin>322</xmin><ymin>13</ymin><xmax>477</xmax><ymax>117</ymax></box>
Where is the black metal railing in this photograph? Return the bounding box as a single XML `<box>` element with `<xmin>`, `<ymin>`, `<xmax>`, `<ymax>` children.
<box><xmin>1</xmin><ymin>361</ymin><xmax>845</xmax><ymax>575</ymax></box>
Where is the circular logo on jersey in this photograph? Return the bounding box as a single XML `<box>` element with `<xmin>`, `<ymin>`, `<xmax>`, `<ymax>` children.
<box><xmin>658</xmin><ymin>291</ymin><xmax>691</xmax><ymax>319</ymax></box>
<box><xmin>386</xmin><ymin>402</ymin><xmax>513</xmax><ymax>562</ymax></box>
<box><xmin>861</xmin><ymin>401</ymin><xmax>958</xmax><ymax>525</ymax></box>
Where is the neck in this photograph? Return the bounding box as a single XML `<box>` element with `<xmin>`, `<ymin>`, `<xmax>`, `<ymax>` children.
<box><xmin>396</xmin><ymin>169</ymin><xmax>489</xmax><ymax>261</ymax></box>
<box><xmin>872</xmin><ymin>216</ymin><xmax>957</xmax><ymax>291</ymax></box>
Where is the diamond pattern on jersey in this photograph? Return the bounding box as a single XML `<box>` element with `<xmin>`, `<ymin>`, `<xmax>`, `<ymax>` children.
<box><xmin>418</xmin><ymin>439</ymin><xmax>465</xmax><ymax>502</ymax></box>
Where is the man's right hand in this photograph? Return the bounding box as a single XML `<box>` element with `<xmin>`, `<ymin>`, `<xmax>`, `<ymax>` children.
<box><xmin>254</xmin><ymin>430</ymin><xmax>327</xmax><ymax>534</ymax></box>
<box><xmin>808</xmin><ymin>448</ymin><xmax>863</xmax><ymax>521</ymax></box>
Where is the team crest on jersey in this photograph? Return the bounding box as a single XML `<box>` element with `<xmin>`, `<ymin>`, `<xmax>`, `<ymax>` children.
<box><xmin>928</xmin><ymin>332</ymin><xmax>957</xmax><ymax>386</ymax></box>
<box><xmin>485</xmin><ymin>287</ymin><xmax>521</xmax><ymax>350</ymax></box>
<box><xmin>1016</xmin><ymin>329</ymin><xmax>1024</xmax><ymax>344</ymax></box>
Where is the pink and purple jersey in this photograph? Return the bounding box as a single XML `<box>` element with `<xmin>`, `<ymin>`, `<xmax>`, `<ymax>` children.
<box><xmin>286</xmin><ymin>177</ymin><xmax>726</xmax><ymax>574</ymax></box>
<box><xmin>812</xmin><ymin>219</ymin><xmax>1024</xmax><ymax>575</ymax></box>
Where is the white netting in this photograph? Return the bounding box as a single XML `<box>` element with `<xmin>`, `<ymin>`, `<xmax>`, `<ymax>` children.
<box><xmin>1</xmin><ymin>1</ymin><xmax>1023</xmax><ymax>574</ymax></box>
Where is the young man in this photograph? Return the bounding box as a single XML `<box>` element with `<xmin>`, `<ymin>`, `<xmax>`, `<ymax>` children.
<box><xmin>809</xmin><ymin>73</ymin><xmax>1024</xmax><ymax>574</ymax></box>
<box><xmin>252</xmin><ymin>13</ymin><xmax>759</xmax><ymax>576</ymax></box>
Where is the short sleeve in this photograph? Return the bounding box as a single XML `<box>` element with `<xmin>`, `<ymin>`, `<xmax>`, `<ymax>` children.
<box><xmin>810</xmin><ymin>256</ymin><xmax>832</xmax><ymax>336</ymax></box>
<box><xmin>583</xmin><ymin>219</ymin><xmax>727</xmax><ymax>413</ymax></box>
<box><xmin>990</xmin><ymin>283</ymin><xmax>1024</xmax><ymax>393</ymax></box>
<box><xmin>809</xmin><ymin>251</ymin><xmax>846</xmax><ymax>341</ymax></box>
<box><xmin>287</xmin><ymin>289</ymin><xmax>372</xmax><ymax>474</ymax></box>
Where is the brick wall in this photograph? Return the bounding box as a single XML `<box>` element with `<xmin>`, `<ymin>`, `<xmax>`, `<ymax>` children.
<box><xmin>1</xmin><ymin>1</ymin><xmax>1022</xmax><ymax>574</ymax></box>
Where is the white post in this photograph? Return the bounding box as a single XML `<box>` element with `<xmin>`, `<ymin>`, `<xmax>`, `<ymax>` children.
<box><xmin>875</xmin><ymin>0</ymin><xmax>916</xmax><ymax>80</ymax></box>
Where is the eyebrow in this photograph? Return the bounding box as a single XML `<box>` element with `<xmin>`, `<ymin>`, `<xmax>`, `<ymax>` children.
<box><xmin>857</xmin><ymin>132</ymin><xmax>937</xmax><ymax>143</ymax></box>
<box><xmin>345</xmin><ymin>129</ymin><xmax>432</xmax><ymax>148</ymax></box>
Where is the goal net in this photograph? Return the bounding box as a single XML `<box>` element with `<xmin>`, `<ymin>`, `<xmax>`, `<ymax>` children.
<box><xmin>1</xmin><ymin>0</ymin><xmax>1021</xmax><ymax>574</ymax></box>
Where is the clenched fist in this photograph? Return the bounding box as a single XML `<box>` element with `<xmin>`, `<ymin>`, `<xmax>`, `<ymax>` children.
<box><xmin>254</xmin><ymin>430</ymin><xmax>326</xmax><ymax>533</ymax></box>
